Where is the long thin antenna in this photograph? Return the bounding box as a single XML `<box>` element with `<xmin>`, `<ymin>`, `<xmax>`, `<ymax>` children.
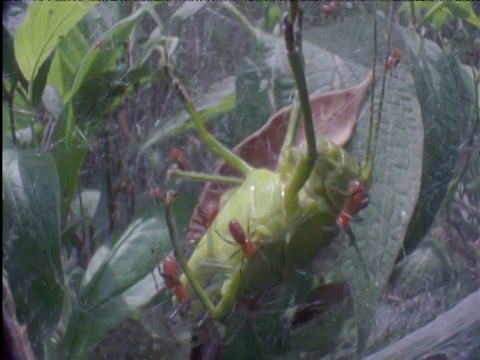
<box><xmin>371</xmin><ymin>1</ymin><xmax>395</xmax><ymax>166</ymax></box>
<box><xmin>365</xmin><ymin>3</ymin><xmax>378</xmax><ymax>165</ymax></box>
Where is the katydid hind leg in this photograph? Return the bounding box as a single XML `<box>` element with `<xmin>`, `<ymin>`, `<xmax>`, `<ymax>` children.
<box><xmin>164</xmin><ymin>66</ymin><xmax>253</xmax><ymax>176</ymax></box>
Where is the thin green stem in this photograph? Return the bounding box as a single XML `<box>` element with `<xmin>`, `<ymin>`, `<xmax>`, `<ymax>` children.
<box><xmin>168</xmin><ymin>169</ymin><xmax>244</xmax><ymax>185</ymax></box>
<box><xmin>103</xmin><ymin>128</ymin><xmax>117</xmax><ymax>234</ymax></box>
<box><xmin>165</xmin><ymin>191</ymin><xmax>216</xmax><ymax>313</ymax></box>
<box><xmin>165</xmin><ymin>66</ymin><xmax>253</xmax><ymax>177</ymax></box>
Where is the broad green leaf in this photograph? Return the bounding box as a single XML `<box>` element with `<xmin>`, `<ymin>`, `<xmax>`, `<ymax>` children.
<box><xmin>47</xmin><ymin>25</ymin><xmax>89</xmax><ymax>105</ymax></box>
<box><xmin>466</xmin><ymin>9</ymin><xmax>480</xmax><ymax>28</ymax></box>
<box><xmin>2</xmin><ymin>87</ymin><xmax>34</xmax><ymax>144</ymax></box>
<box><xmin>399</xmin><ymin>1</ymin><xmax>480</xmax><ymax>28</ymax></box>
<box><xmin>171</xmin><ymin>3</ymin><xmax>206</xmax><ymax>22</ymax></box>
<box><xmin>51</xmin><ymin>108</ymin><xmax>91</xmax><ymax>216</ymax></box>
<box><xmin>418</xmin><ymin>2</ymin><xmax>447</xmax><ymax>27</ymax></box>
<box><xmin>302</xmin><ymin>13</ymin><xmax>471</xmax><ymax>354</ymax></box>
<box><xmin>231</xmin><ymin>55</ymin><xmax>275</xmax><ymax>146</ymax></box>
<box><xmin>304</xmin><ymin>13</ymin><xmax>465</xmax><ymax>259</ymax></box>
<box><xmin>3</xmin><ymin>148</ymin><xmax>64</xmax><ymax>355</ymax></box>
<box><xmin>444</xmin><ymin>2</ymin><xmax>473</xmax><ymax>20</ymax></box>
<box><xmin>270</xmin><ymin>19</ymin><xmax>423</xmax><ymax>355</ymax></box>
<box><xmin>401</xmin><ymin>30</ymin><xmax>466</xmax><ymax>255</ymax></box>
<box><xmin>14</xmin><ymin>2</ymin><xmax>97</xmax><ymax>100</ymax></box>
<box><xmin>64</xmin><ymin>213</ymin><xmax>171</xmax><ymax>357</ymax></box>
<box><xmin>3</xmin><ymin>12</ymin><xmax>28</xmax><ymax>88</ymax></box>
<box><xmin>344</xmin><ymin>70</ymin><xmax>423</xmax><ymax>354</ymax></box>
<box><xmin>70</xmin><ymin>189</ymin><xmax>101</xmax><ymax>220</ymax></box>
<box><xmin>50</xmin><ymin>7</ymin><xmax>148</xmax><ymax>216</ymax></box>
<box><xmin>432</xmin><ymin>9</ymin><xmax>449</xmax><ymax>30</ymax></box>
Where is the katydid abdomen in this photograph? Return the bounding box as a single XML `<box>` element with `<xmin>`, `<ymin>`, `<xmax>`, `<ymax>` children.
<box><xmin>178</xmin><ymin>138</ymin><xmax>365</xmax><ymax>318</ymax></box>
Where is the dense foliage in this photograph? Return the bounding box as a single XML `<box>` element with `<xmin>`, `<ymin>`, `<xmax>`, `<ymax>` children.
<box><xmin>3</xmin><ymin>2</ymin><xmax>479</xmax><ymax>359</ymax></box>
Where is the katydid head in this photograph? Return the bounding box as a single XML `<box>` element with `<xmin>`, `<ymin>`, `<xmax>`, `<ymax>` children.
<box><xmin>301</xmin><ymin>138</ymin><xmax>364</xmax><ymax>212</ymax></box>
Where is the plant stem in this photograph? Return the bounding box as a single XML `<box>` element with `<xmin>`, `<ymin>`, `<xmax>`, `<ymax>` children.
<box><xmin>3</xmin><ymin>79</ymin><xmax>18</xmax><ymax>146</ymax></box>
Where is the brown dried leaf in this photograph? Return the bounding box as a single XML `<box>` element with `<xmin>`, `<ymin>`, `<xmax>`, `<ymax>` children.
<box><xmin>186</xmin><ymin>72</ymin><xmax>373</xmax><ymax>244</ymax></box>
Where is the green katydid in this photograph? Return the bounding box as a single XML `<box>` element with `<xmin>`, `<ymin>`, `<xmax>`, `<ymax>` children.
<box><xmin>161</xmin><ymin>4</ymin><xmax>380</xmax><ymax>325</ymax></box>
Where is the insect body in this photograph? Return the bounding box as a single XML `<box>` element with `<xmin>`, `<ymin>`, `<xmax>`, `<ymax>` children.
<box><xmin>168</xmin><ymin>139</ymin><xmax>369</xmax><ymax>319</ymax></box>
<box><xmin>170</xmin><ymin>147</ymin><xmax>188</xmax><ymax>171</ymax></box>
<box><xmin>386</xmin><ymin>47</ymin><xmax>402</xmax><ymax>71</ymax></box>
<box><xmin>336</xmin><ymin>179</ymin><xmax>370</xmax><ymax>231</ymax></box>
<box><xmin>323</xmin><ymin>2</ymin><xmax>337</xmax><ymax>17</ymax></box>
<box><xmin>228</xmin><ymin>220</ymin><xmax>257</xmax><ymax>259</ymax></box>
<box><xmin>163</xmin><ymin>7</ymin><xmax>375</xmax><ymax>325</ymax></box>
<box><xmin>162</xmin><ymin>256</ymin><xmax>190</xmax><ymax>303</ymax></box>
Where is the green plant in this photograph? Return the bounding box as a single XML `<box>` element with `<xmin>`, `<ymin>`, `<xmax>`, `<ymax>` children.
<box><xmin>3</xmin><ymin>1</ymin><xmax>479</xmax><ymax>359</ymax></box>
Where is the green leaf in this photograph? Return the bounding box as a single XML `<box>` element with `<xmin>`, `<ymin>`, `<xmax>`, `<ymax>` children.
<box><xmin>59</xmin><ymin>6</ymin><xmax>147</xmax><ymax>141</ymax></box>
<box><xmin>231</xmin><ymin>55</ymin><xmax>274</xmax><ymax>146</ymax></box>
<box><xmin>401</xmin><ymin>31</ymin><xmax>465</xmax><ymax>256</ymax></box>
<box><xmin>304</xmin><ymin>13</ymin><xmax>466</xmax><ymax>258</ymax></box>
<box><xmin>444</xmin><ymin>1</ymin><xmax>472</xmax><ymax>20</ymax></box>
<box><xmin>418</xmin><ymin>2</ymin><xmax>447</xmax><ymax>27</ymax></box>
<box><xmin>282</xmin><ymin>19</ymin><xmax>422</xmax><ymax>354</ymax></box>
<box><xmin>49</xmin><ymin>7</ymin><xmax>148</xmax><ymax>216</ymax></box>
<box><xmin>3</xmin><ymin>148</ymin><xmax>64</xmax><ymax>355</ymax></box>
<box><xmin>50</xmin><ymin>108</ymin><xmax>91</xmax><ymax>216</ymax></box>
<box><xmin>70</xmin><ymin>189</ymin><xmax>101</xmax><ymax>220</ymax></box>
<box><xmin>301</xmin><ymin>14</ymin><xmax>473</xmax><ymax>355</ymax></box>
<box><xmin>171</xmin><ymin>3</ymin><xmax>206</xmax><ymax>22</ymax></box>
<box><xmin>139</xmin><ymin>75</ymin><xmax>236</xmax><ymax>155</ymax></box>
<box><xmin>466</xmin><ymin>9</ymin><xmax>480</xmax><ymax>28</ymax></box>
<box><xmin>432</xmin><ymin>9</ymin><xmax>449</xmax><ymax>30</ymax></box>
<box><xmin>63</xmin><ymin>213</ymin><xmax>172</xmax><ymax>357</ymax></box>
<box><xmin>47</xmin><ymin>25</ymin><xmax>90</xmax><ymax>105</ymax></box>
<box><xmin>14</xmin><ymin>2</ymin><xmax>97</xmax><ymax>101</ymax></box>
<box><xmin>2</xmin><ymin>87</ymin><xmax>34</xmax><ymax>145</ymax></box>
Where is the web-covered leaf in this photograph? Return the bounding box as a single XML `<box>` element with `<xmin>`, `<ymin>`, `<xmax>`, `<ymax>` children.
<box><xmin>3</xmin><ymin>148</ymin><xmax>64</xmax><ymax>355</ymax></box>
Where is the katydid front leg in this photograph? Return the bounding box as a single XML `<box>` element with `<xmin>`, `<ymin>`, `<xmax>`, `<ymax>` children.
<box><xmin>168</xmin><ymin>167</ymin><xmax>244</xmax><ymax>186</ymax></box>
<box><xmin>282</xmin><ymin>10</ymin><xmax>317</xmax><ymax>216</ymax></box>
<box><xmin>164</xmin><ymin>66</ymin><xmax>253</xmax><ymax>177</ymax></box>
